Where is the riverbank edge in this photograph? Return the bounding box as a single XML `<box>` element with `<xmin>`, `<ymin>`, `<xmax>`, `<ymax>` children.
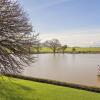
<box><xmin>3</xmin><ymin>74</ymin><xmax>100</xmax><ymax>93</ymax></box>
<box><xmin>32</xmin><ymin>52</ymin><xmax>100</xmax><ymax>54</ymax></box>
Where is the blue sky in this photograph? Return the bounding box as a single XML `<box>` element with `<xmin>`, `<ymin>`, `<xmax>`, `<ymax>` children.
<box><xmin>18</xmin><ymin>0</ymin><xmax>100</xmax><ymax>47</ymax></box>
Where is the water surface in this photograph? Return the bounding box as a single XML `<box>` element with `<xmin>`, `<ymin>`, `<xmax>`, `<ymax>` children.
<box><xmin>23</xmin><ymin>54</ymin><xmax>100</xmax><ymax>87</ymax></box>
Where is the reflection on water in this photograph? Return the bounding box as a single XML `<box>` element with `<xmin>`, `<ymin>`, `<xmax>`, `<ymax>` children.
<box><xmin>23</xmin><ymin>54</ymin><xmax>100</xmax><ymax>87</ymax></box>
<box><xmin>97</xmin><ymin>76</ymin><xmax>100</xmax><ymax>82</ymax></box>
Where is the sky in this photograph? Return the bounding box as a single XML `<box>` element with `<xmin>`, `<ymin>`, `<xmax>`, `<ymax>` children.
<box><xmin>18</xmin><ymin>0</ymin><xmax>100</xmax><ymax>47</ymax></box>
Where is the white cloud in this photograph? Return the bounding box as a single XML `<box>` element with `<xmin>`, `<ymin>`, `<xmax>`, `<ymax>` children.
<box><xmin>40</xmin><ymin>29</ymin><xmax>100</xmax><ymax>47</ymax></box>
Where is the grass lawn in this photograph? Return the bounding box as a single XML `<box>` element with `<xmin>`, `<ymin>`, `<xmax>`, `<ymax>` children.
<box><xmin>0</xmin><ymin>77</ymin><xmax>100</xmax><ymax>100</ymax></box>
<box><xmin>72</xmin><ymin>47</ymin><xmax>100</xmax><ymax>53</ymax></box>
<box><xmin>32</xmin><ymin>47</ymin><xmax>100</xmax><ymax>53</ymax></box>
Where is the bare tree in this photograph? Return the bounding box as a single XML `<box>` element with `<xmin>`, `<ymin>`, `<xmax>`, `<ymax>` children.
<box><xmin>44</xmin><ymin>39</ymin><xmax>61</xmax><ymax>54</ymax></box>
<box><xmin>61</xmin><ymin>45</ymin><xmax>67</xmax><ymax>54</ymax></box>
<box><xmin>33</xmin><ymin>34</ymin><xmax>41</xmax><ymax>54</ymax></box>
<box><xmin>0</xmin><ymin>0</ymin><xmax>38</xmax><ymax>75</ymax></box>
<box><xmin>72</xmin><ymin>47</ymin><xmax>76</xmax><ymax>53</ymax></box>
<box><xmin>33</xmin><ymin>41</ymin><xmax>41</xmax><ymax>53</ymax></box>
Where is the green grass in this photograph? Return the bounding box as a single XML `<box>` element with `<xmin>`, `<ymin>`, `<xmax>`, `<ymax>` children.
<box><xmin>40</xmin><ymin>47</ymin><xmax>53</xmax><ymax>53</ymax></box>
<box><xmin>0</xmin><ymin>77</ymin><xmax>100</xmax><ymax>100</ymax></box>
<box><xmin>72</xmin><ymin>47</ymin><xmax>100</xmax><ymax>53</ymax></box>
<box><xmin>32</xmin><ymin>47</ymin><xmax>100</xmax><ymax>53</ymax></box>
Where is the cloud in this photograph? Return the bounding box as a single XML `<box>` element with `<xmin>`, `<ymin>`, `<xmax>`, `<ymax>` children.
<box><xmin>39</xmin><ymin>29</ymin><xmax>100</xmax><ymax>47</ymax></box>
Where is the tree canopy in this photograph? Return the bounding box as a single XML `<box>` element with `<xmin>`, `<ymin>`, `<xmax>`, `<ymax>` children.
<box><xmin>44</xmin><ymin>39</ymin><xmax>61</xmax><ymax>53</ymax></box>
<box><xmin>0</xmin><ymin>0</ymin><xmax>37</xmax><ymax>75</ymax></box>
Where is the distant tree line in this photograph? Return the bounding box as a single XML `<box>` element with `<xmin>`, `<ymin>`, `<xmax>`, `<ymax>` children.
<box><xmin>33</xmin><ymin>38</ymin><xmax>71</xmax><ymax>54</ymax></box>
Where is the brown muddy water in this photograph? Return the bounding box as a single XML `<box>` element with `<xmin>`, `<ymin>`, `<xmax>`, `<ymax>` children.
<box><xmin>23</xmin><ymin>54</ymin><xmax>100</xmax><ymax>87</ymax></box>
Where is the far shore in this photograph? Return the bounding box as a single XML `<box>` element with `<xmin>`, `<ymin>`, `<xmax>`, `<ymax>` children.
<box><xmin>30</xmin><ymin>47</ymin><xmax>100</xmax><ymax>54</ymax></box>
<box><xmin>31</xmin><ymin>52</ymin><xmax>100</xmax><ymax>54</ymax></box>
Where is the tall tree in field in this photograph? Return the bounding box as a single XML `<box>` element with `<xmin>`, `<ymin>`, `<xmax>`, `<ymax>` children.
<box><xmin>0</xmin><ymin>0</ymin><xmax>38</xmax><ymax>74</ymax></box>
<box><xmin>44</xmin><ymin>39</ymin><xmax>61</xmax><ymax>54</ymax></box>
<box><xmin>61</xmin><ymin>45</ymin><xmax>68</xmax><ymax>54</ymax></box>
<box><xmin>72</xmin><ymin>47</ymin><xmax>76</xmax><ymax>53</ymax></box>
<box><xmin>34</xmin><ymin>34</ymin><xmax>41</xmax><ymax>53</ymax></box>
<box><xmin>34</xmin><ymin>42</ymin><xmax>41</xmax><ymax>53</ymax></box>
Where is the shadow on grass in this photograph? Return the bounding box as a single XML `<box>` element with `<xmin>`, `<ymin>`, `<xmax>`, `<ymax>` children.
<box><xmin>0</xmin><ymin>80</ymin><xmax>38</xmax><ymax>100</ymax></box>
<box><xmin>13</xmin><ymin>82</ymin><xmax>33</xmax><ymax>91</ymax></box>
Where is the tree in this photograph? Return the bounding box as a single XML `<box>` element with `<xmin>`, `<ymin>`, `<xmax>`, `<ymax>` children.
<box><xmin>34</xmin><ymin>40</ymin><xmax>41</xmax><ymax>53</ymax></box>
<box><xmin>72</xmin><ymin>47</ymin><xmax>76</xmax><ymax>53</ymax></box>
<box><xmin>0</xmin><ymin>0</ymin><xmax>38</xmax><ymax>75</ymax></box>
<box><xmin>44</xmin><ymin>39</ymin><xmax>61</xmax><ymax>54</ymax></box>
<box><xmin>61</xmin><ymin>45</ymin><xmax>68</xmax><ymax>54</ymax></box>
<box><xmin>33</xmin><ymin>33</ymin><xmax>42</xmax><ymax>53</ymax></box>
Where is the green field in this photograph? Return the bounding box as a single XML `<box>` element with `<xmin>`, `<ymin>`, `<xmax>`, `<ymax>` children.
<box><xmin>0</xmin><ymin>77</ymin><xmax>100</xmax><ymax>100</ymax></box>
<box><xmin>71</xmin><ymin>47</ymin><xmax>100</xmax><ymax>53</ymax></box>
<box><xmin>32</xmin><ymin>47</ymin><xmax>100</xmax><ymax>53</ymax></box>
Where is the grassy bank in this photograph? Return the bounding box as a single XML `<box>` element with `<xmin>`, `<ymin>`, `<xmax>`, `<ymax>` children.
<box><xmin>0</xmin><ymin>77</ymin><xmax>100</xmax><ymax>100</ymax></box>
<box><xmin>4</xmin><ymin>74</ymin><xmax>100</xmax><ymax>93</ymax></box>
<box><xmin>32</xmin><ymin>47</ymin><xmax>100</xmax><ymax>53</ymax></box>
